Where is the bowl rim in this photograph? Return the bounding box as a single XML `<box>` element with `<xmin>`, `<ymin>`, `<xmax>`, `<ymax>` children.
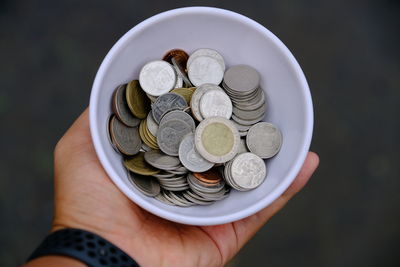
<box><xmin>89</xmin><ymin>6</ymin><xmax>314</xmax><ymax>225</ymax></box>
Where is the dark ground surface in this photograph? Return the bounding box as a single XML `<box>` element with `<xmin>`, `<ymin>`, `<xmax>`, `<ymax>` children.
<box><xmin>0</xmin><ymin>0</ymin><xmax>399</xmax><ymax>266</ymax></box>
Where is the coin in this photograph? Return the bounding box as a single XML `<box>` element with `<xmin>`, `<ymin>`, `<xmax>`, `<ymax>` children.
<box><xmin>112</xmin><ymin>84</ymin><xmax>140</xmax><ymax>127</ymax></box>
<box><xmin>157</xmin><ymin>119</ymin><xmax>193</xmax><ymax>156</ymax></box>
<box><xmin>139</xmin><ymin>60</ymin><xmax>177</xmax><ymax>96</ymax></box>
<box><xmin>172</xmin><ymin>57</ymin><xmax>193</xmax><ymax>87</ymax></box>
<box><xmin>194</xmin><ymin>117</ymin><xmax>240</xmax><ymax>163</ymax></box>
<box><xmin>178</xmin><ymin>133</ymin><xmax>214</xmax><ymax>172</ymax></box>
<box><xmin>106</xmin><ymin>115</ymin><xmax>120</xmax><ymax>153</ymax></box>
<box><xmin>231</xmin><ymin>114</ymin><xmax>265</xmax><ymax>126</ymax></box>
<box><xmin>151</xmin><ymin>93</ymin><xmax>188</xmax><ymax>124</ymax></box>
<box><xmin>193</xmin><ymin>168</ymin><xmax>222</xmax><ymax>185</ymax></box>
<box><xmin>160</xmin><ymin>110</ymin><xmax>196</xmax><ymax>132</ymax></box>
<box><xmin>190</xmin><ymin>83</ymin><xmax>224</xmax><ymax>121</ymax></box>
<box><xmin>124</xmin><ymin>80</ymin><xmax>151</xmax><ymax>119</ymax></box>
<box><xmin>146</xmin><ymin>93</ymin><xmax>158</xmax><ymax>103</ymax></box>
<box><xmin>187</xmin><ymin>48</ymin><xmax>225</xmax><ymax>71</ymax></box>
<box><xmin>228</xmin><ymin>152</ymin><xmax>266</xmax><ymax>191</ymax></box>
<box><xmin>128</xmin><ymin>171</ymin><xmax>160</xmax><ymax>197</ymax></box>
<box><xmin>232</xmin><ymin>102</ymin><xmax>266</xmax><ymax>120</ymax></box>
<box><xmin>109</xmin><ymin>115</ymin><xmax>142</xmax><ymax>156</ymax></box>
<box><xmin>188</xmin><ymin>56</ymin><xmax>224</xmax><ymax>86</ymax></box>
<box><xmin>139</xmin><ymin>120</ymin><xmax>158</xmax><ymax>149</ymax></box>
<box><xmin>223</xmin><ymin>65</ymin><xmax>260</xmax><ymax>93</ymax></box>
<box><xmin>124</xmin><ymin>151</ymin><xmax>160</xmax><ymax>176</ymax></box>
<box><xmin>144</xmin><ymin>150</ymin><xmax>181</xmax><ymax>171</ymax></box>
<box><xmin>170</xmin><ymin>87</ymin><xmax>196</xmax><ymax>104</ymax></box>
<box><xmin>246</xmin><ymin>122</ymin><xmax>282</xmax><ymax>159</ymax></box>
<box><xmin>146</xmin><ymin>111</ymin><xmax>158</xmax><ymax>136</ymax></box>
<box><xmin>237</xmin><ymin>138</ymin><xmax>249</xmax><ymax>154</ymax></box>
<box><xmin>199</xmin><ymin>89</ymin><xmax>232</xmax><ymax>119</ymax></box>
<box><xmin>162</xmin><ymin>49</ymin><xmax>189</xmax><ymax>72</ymax></box>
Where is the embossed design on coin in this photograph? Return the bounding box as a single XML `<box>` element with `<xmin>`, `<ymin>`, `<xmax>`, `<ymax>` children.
<box><xmin>179</xmin><ymin>133</ymin><xmax>214</xmax><ymax>172</ymax></box>
<box><xmin>151</xmin><ymin>93</ymin><xmax>187</xmax><ymax>124</ymax></box>
<box><xmin>199</xmin><ymin>89</ymin><xmax>232</xmax><ymax>119</ymax></box>
<box><xmin>190</xmin><ymin>83</ymin><xmax>224</xmax><ymax>121</ymax></box>
<box><xmin>246</xmin><ymin>122</ymin><xmax>283</xmax><ymax>159</ymax></box>
<box><xmin>157</xmin><ymin>119</ymin><xmax>193</xmax><ymax>156</ymax></box>
<box><xmin>139</xmin><ymin>60</ymin><xmax>177</xmax><ymax>96</ymax></box>
<box><xmin>188</xmin><ymin>56</ymin><xmax>224</xmax><ymax>86</ymax></box>
<box><xmin>160</xmin><ymin>110</ymin><xmax>195</xmax><ymax>132</ymax></box>
<box><xmin>230</xmin><ymin>152</ymin><xmax>266</xmax><ymax>190</ymax></box>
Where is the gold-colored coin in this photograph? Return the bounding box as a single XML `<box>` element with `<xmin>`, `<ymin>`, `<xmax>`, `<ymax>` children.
<box><xmin>126</xmin><ymin>80</ymin><xmax>150</xmax><ymax>119</ymax></box>
<box><xmin>143</xmin><ymin>120</ymin><xmax>158</xmax><ymax>148</ymax></box>
<box><xmin>139</xmin><ymin>120</ymin><xmax>158</xmax><ymax>149</ymax></box>
<box><xmin>170</xmin><ymin>87</ymin><xmax>196</xmax><ymax>104</ymax></box>
<box><xmin>124</xmin><ymin>152</ymin><xmax>160</xmax><ymax>176</ymax></box>
<box><xmin>202</xmin><ymin>123</ymin><xmax>234</xmax><ymax>156</ymax></box>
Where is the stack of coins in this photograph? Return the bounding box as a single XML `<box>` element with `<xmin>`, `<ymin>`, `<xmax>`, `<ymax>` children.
<box><xmin>222</xmin><ymin>65</ymin><xmax>267</xmax><ymax>135</ymax></box>
<box><xmin>107</xmin><ymin>48</ymin><xmax>283</xmax><ymax>207</ymax></box>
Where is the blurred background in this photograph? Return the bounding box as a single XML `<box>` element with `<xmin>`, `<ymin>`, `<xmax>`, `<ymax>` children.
<box><xmin>0</xmin><ymin>0</ymin><xmax>399</xmax><ymax>266</ymax></box>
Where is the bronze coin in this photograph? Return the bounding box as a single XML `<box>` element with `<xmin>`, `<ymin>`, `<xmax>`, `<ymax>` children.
<box><xmin>193</xmin><ymin>168</ymin><xmax>222</xmax><ymax>184</ymax></box>
<box><xmin>124</xmin><ymin>152</ymin><xmax>160</xmax><ymax>176</ymax></box>
<box><xmin>126</xmin><ymin>80</ymin><xmax>151</xmax><ymax>119</ymax></box>
<box><xmin>162</xmin><ymin>49</ymin><xmax>189</xmax><ymax>72</ymax></box>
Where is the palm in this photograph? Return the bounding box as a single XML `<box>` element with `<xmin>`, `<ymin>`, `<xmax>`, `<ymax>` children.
<box><xmin>53</xmin><ymin>110</ymin><xmax>318</xmax><ymax>266</ymax></box>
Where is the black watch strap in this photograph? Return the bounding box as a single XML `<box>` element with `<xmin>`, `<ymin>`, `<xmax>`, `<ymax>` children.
<box><xmin>27</xmin><ymin>228</ymin><xmax>139</xmax><ymax>267</ymax></box>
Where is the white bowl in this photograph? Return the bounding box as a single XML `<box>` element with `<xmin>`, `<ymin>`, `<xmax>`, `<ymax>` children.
<box><xmin>89</xmin><ymin>7</ymin><xmax>313</xmax><ymax>226</ymax></box>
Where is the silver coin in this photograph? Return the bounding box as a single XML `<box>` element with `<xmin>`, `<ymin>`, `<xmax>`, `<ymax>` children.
<box><xmin>230</xmin><ymin>120</ymin><xmax>252</xmax><ymax>132</ymax></box>
<box><xmin>109</xmin><ymin>115</ymin><xmax>141</xmax><ymax>156</ymax></box>
<box><xmin>171</xmin><ymin>57</ymin><xmax>193</xmax><ymax>87</ymax></box>
<box><xmin>146</xmin><ymin>111</ymin><xmax>159</xmax><ymax>136</ymax></box>
<box><xmin>160</xmin><ymin>110</ymin><xmax>195</xmax><ymax>132</ymax></box>
<box><xmin>151</xmin><ymin>93</ymin><xmax>188</xmax><ymax>124</ymax></box>
<box><xmin>239</xmin><ymin>131</ymin><xmax>248</xmax><ymax>137</ymax></box>
<box><xmin>237</xmin><ymin>138</ymin><xmax>249</xmax><ymax>154</ymax></box>
<box><xmin>152</xmin><ymin>171</ymin><xmax>175</xmax><ymax>179</ymax></box>
<box><xmin>231</xmin><ymin>114</ymin><xmax>265</xmax><ymax>126</ymax></box>
<box><xmin>174</xmin><ymin>69</ymin><xmax>184</xmax><ymax>88</ymax></box>
<box><xmin>229</xmin><ymin>152</ymin><xmax>266</xmax><ymax>191</ymax></box>
<box><xmin>223</xmin><ymin>65</ymin><xmax>260</xmax><ymax>93</ymax></box>
<box><xmin>232</xmin><ymin>102</ymin><xmax>266</xmax><ymax>120</ymax></box>
<box><xmin>157</xmin><ymin>119</ymin><xmax>193</xmax><ymax>156</ymax></box>
<box><xmin>139</xmin><ymin>60</ymin><xmax>177</xmax><ymax>96</ymax></box>
<box><xmin>179</xmin><ymin>133</ymin><xmax>214</xmax><ymax>172</ymax></box>
<box><xmin>144</xmin><ymin>150</ymin><xmax>181</xmax><ymax>170</ymax></box>
<box><xmin>246</xmin><ymin>122</ymin><xmax>283</xmax><ymax>159</ymax></box>
<box><xmin>155</xmin><ymin>192</ymin><xmax>174</xmax><ymax>205</ymax></box>
<box><xmin>183</xmin><ymin>191</ymin><xmax>215</xmax><ymax>205</ymax></box>
<box><xmin>190</xmin><ymin>83</ymin><xmax>224</xmax><ymax>121</ymax></box>
<box><xmin>188</xmin><ymin>56</ymin><xmax>224</xmax><ymax>86</ymax></box>
<box><xmin>112</xmin><ymin>85</ymin><xmax>140</xmax><ymax>127</ymax></box>
<box><xmin>141</xmin><ymin>143</ymin><xmax>152</xmax><ymax>152</ymax></box>
<box><xmin>128</xmin><ymin>171</ymin><xmax>160</xmax><ymax>197</ymax></box>
<box><xmin>199</xmin><ymin>89</ymin><xmax>232</xmax><ymax>119</ymax></box>
<box><xmin>187</xmin><ymin>48</ymin><xmax>225</xmax><ymax>71</ymax></box>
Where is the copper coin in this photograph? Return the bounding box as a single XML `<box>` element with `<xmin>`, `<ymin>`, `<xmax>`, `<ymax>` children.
<box><xmin>162</xmin><ymin>49</ymin><xmax>189</xmax><ymax>72</ymax></box>
<box><xmin>193</xmin><ymin>168</ymin><xmax>222</xmax><ymax>184</ymax></box>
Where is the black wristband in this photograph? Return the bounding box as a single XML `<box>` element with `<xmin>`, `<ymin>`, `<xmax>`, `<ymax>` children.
<box><xmin>27</xmin><ymin>228</ymin><xmax>139</xmax><ymax>267</ymax></box>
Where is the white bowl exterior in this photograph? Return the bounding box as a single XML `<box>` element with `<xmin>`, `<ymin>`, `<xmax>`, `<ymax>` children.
<box><xmin>89</xmin><ymin>7</ymin><xmax>313</xmax><ymax>225</ymax></box>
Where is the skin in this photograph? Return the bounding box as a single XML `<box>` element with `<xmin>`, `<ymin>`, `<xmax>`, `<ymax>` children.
<box><xmin>25</xmin><ymin>109</ymin><xmax>319</xmax><ymax>267</ymax></box>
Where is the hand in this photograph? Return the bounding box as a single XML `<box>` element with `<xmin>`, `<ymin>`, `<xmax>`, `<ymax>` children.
<box><xmin>49</xmin><ymin>109</ymin><xmax>318</xmax><ymax>266</ymax></box>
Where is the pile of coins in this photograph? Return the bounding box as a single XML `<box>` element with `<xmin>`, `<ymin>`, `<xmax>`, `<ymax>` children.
<box><xmin>107</xmin><ymin>48</ymin><xmax>282</xmax><ymax>207</ymax></box>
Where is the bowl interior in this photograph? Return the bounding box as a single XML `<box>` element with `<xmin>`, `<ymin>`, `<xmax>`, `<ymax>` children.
<box><xmin>90</xmin><ymin>7</ymin><xmax>312</xmax><ymax>225</ymax></box>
